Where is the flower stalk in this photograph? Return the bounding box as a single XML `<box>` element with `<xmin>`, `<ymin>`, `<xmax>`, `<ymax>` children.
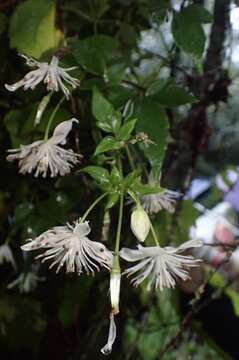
<box><xmin>44</xmin><ymin>96</ymin><xmax>65</xmax><ymax>141</ymax></box>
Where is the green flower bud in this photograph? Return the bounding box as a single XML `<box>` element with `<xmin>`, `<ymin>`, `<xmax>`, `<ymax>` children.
<box><xmin>131</xmin><ymin>206</ymin><xmax>150</xmax><ymax>242</ymax></box>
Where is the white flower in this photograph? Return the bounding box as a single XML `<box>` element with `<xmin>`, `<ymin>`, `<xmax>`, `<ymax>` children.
<box><xmin>101</xmin><ymin>313</ymin><xmax>117</xmax><ymax>355</ymax></box>
<box><xmin>141</xmin><ymin>189</ymin><xmax>181</xmax><ymax>214</ymax></box>
<box><xmin>131</xmin><ymin>206</ymin><xmax>150</xmax><ymax>242</ymax></box>
<box><xmin>7</xmin><ymin>265</ymin><xmax>44</xmax><ymax>293</ymax></box>
<box><xmin>21</xmin><ymin>221</ymin><xmax>113</xmax><ymax>274</ymax></box>
<box><xmin>110</xmin><ymin>272</ymin><xmax>121</xmax><ymax>315</ymax></box>
<box><xmin>0</xmin><ymin>244</ymin><xmax>16</xmax><ymax>270</ymax></box>
<box><xmin>5</xmin><ymin>55</ymin><xmax>80</xmax><ymax>99</ymax></box>
<box><xmin>7</xmin><ymin>118</ymin><xmax>82</xmax><ymax>177</ymax></box>
<box><xmin>119</xmin><ymin>239</ymin><xmax>202</xmax><ymax>290</ymax></box>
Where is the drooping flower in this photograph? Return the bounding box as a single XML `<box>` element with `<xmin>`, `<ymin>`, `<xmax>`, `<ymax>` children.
<box><xmin>130</xmin><ymin>205</ymin><xmax>150</xmax><ymax>242</ymax></box>
<box><xmin>21</xmin><ymin>220</ymin><xmax>113</xmax><ymax>274</ymax></box>
<box><xmin>119</xmin><ymin>239</ymin><xmax>202</xmax><ymax>290</ymax></box>
<box><xmin>5</xmin><ymin>54</ymin><xmax>80</xmax><ymax>99</ymax></box>
<box><xmin>101</xmin><ymin>313</ymin><xmax>117</xmax><ymax>355</ymax></box>
<box><xmin>0</xmin><ymin>244</ymin><xmax>16</xmax><ymax>270</ymax></box>
<box><xmin>141</xmin><ymin>189</ymin><xmax>181</xmax><ymax>214</ymax></box>
<box><xmin>7</xmin><ymin>118</ymin><xmax>82</xmax><ymax>177</ymax></box>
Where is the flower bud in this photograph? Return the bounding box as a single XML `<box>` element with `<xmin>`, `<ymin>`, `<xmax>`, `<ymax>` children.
<box><xmin>131</xmin><ymin>206</ymin><xmax>150</xmax><ymax>242</ymax></box>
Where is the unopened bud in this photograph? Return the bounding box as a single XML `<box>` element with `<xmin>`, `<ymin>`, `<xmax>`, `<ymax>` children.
<box><xmin>131</xmin><ymin>206</ymin><xmax>150</xmax><ymax>242</ymax></box>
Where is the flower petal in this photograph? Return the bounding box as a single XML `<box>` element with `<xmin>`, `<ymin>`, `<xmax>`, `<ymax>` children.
<box><xmin>175</xmin><ymin>239</ymin><xmax>203</xmax><ymax>253</ymax></box>
<box><xmin>101</xmin><ymin>313</ymin><xmax>116</xmax><ymax>356</ymax></box>
<box><xmin>50</xmin><ymin>118</ymin><xmax>79</xmax><ymax>145</ymax></box>
<box><xmin>119</xmin><ymin>246</ymin><xmax>147</xmax><ymax>262</ymax></box>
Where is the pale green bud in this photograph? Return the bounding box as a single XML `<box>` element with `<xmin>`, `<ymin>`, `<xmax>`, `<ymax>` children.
<box><xmin>131</xmin><ymin>206</ymin><xmax>150</xmax><ymax>242</ymax></box>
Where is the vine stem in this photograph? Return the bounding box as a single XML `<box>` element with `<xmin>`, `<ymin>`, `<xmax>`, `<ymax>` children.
<box><xmin>114</xmin><ymin>190</ymin><xmax>124</xmax><ymax>255</ymax></box>
<box><xmin>80</xmin><ymin>193</ymin><xmax>108</xmax><ymax>223</ymax></box>
<box><xmin>44</xmin><ymin>96</ymin><xmax>65</xmax><ymax>141</ymax></box>
<box><xmin>125</xmin><ymin>145</ymin><xmax>135</xmax><ymax>171</ymax></box>
<box><xmin>150</xmin><ymin>222</ymin><xmax>160</xmax><ymax>246</ymax></box>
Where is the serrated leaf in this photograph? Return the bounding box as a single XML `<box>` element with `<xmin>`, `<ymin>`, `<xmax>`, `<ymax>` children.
<box><xmin>150</xmin><ymin>85</ymin><xmax>197</xmax><ymax>107</ymax></box>
<box><xmin>92</xmin><ymin>87</ymin><xmax>115</xmax><ymax>132</ymax></box>
<box><xmin>72</xmin><ymin>35</ymin><xmax>118</xmax><ymax>75</ymax></box>
<box><xmin>135</xmin><ymin>99</ymin><xmax>169</xmax><ymax>176</ymax></box>
<box><xmin>81</xmin><ymin>166</ymin><xmax>110</xmax><ymax>186</ymax></box>
<box><xmin>9</xmin><ymin>0</ymin><xmax>63</xmax><ymax>59</ymax></box>
<box><xmin>94</xmin><ymin>136</ymin><xmax>121</xmax><ymax>155</ymax></box>
<box><xmin>118</xmin><ymin>119</ymin><xmax>137</xmax><ymax>141</ymax></box>
<box><xmin>172</xmin><ymin>7</ymin><xmax>206</xmax><ymax>59</ymax></box>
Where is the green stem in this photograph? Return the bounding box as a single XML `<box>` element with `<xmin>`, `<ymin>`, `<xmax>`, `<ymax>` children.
<box><xmin>44</xmin><ymin>96</ymin><xmax>65</xmax><ymax>141</ymax></box>
<box><xmin>80</xmin><ymin>193</ymin><xmax>108</xmax><ymax>223</ymax></box>
<box><xmin>150</xmin><ymin>222</ymin><xmax>160</xmax><ymax>247</ymax></box>
<box><xmin>35</xmin><ymin>92</ymin><xmax>52</xmax><ymax>126</ymax></box>
<box><xmin>114</xmin><ymin>190</ymin><xmax>124</xmax><ymax>255</ymax></box>
<box><xmin>125</xmin><ymin>145</ymin><xmax>135</xmax><ymax>171</ymax></box>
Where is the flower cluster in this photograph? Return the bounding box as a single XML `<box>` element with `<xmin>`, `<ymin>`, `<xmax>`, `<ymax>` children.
<box><xmin>5</xmin><ymin>54</ymin><xmax>202</xmax><ymax>356</ymax></box>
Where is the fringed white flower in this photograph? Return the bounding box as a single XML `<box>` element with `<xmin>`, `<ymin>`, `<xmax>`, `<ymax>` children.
<box><xmin>119</xmin><ymin>240</ymin><xmax>202</xmax><ymax>290</ymax></box>
<box><xmin>141</xmin><ymin>189</ymin><xmax>181</xmax><ymax>214</ymax></box>
<box><xmin>5</xmin><ymin>55</ymin><xmax>80</xmax><ymax>99</ymax></box>
<box><xmin>21</xmin><ymin>221</ymin><xmax>113</xmax><ymax>274</ymax></box>
<box><xmin>7</xmin><ymin>118</ymin><xmax>82</xmax><ymax>177</ymax></box>
<box><xmin>101</xmin><ymin>313</ymin><xmax>117</xmax><ymax>355</ymax></box>
<box><xmin>0</xmin><ymin>244</ymin><xmax>16</xmax><ymax>270</ymax></box>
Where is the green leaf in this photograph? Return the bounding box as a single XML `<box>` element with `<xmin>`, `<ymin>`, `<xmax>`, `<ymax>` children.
<box><xmin>146</xmin><ymin>79</ymin><xmax>169</xmax><ymax>97</ymax></box>
<box><xmin>150</xmin><ymin>84</ymin><xmax>197</xmax><ymax>107</ymax></box>
<box><xmin>172</xmin><ymin>6</ymin><xmax>206</xmax><ymax>59</ymax></box>
<box><xmin>94</xmin><ymin>136</ymin><xmax>121</xmax><ymax>155</ymax></box>
<box><xmin>104</xmin><ymin>63</ymin><xmax>126</xmax><ymax>85</ymax></box>
<box><xmin>92</xmin><ymin>87</ymin><xmax>115</xmax><ymax>132</ymax></box>
<box><xmin>106</xmin><ymin>85</ymin><xmax>137</xmax><ymax>108</ymax></box>
<box><xmin>118</xmin><ymin>119</ymin><xmax>137</xmax><ymax>141</ymax></box>
<box><xmin>123</xmin><ymin>171</ymin><xmax>139</xmax><ymax>189</ymax></box>
<box><xmin>182</xmin><ymin>4</ymin><xmax>212</xmax><ymax>24</ymax></box>
<box><xmin>105</xmin><ymin>192</ymin><xmax>120</xmax><ymax>209</ymax></box>
<box><xmin>109</xmin><ymin>167</ymin><xmax>121</xmax><ymax>186</ymax></box>
<box><xmin>9</xmin><ymin>0</ymin><xmax>63</xmax><ymax>59</ymax></box>
<box><xmin>132</xmin><ymin>181</ymin><xmax>163</xmax><ymax>196</ymax></box>
<box><xmin>72</xmin><ymin>35</ymin><xmax>118</xmax><ymax>75</ymax></box>
<box><xmin>81</xmin><ymin>166</ymin><xmax>110</xmax><ymax>186</ymax></box>
<box><xmin>135</xmin><ymin>99</ymin><xmax>169</xmax><ymax>176</ymax></box>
